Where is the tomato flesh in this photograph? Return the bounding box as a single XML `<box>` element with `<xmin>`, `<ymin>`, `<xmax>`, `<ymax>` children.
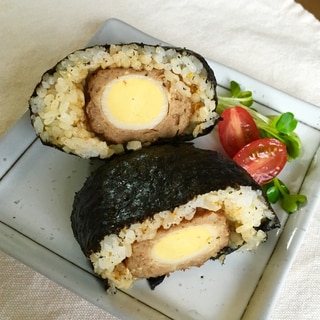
<box><xmin>218</xmin><ymin>106</ymin><xmax>260</xmax><ymax>157</ymax></box>
<box><xmin>233</xmin><ymin>138</ymin><xmax>287</xmax><ymax>185</ymax></box>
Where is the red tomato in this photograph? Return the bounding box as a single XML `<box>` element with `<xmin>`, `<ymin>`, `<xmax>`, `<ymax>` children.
<box><xmin>233</xmin><ymin>138</ymin><xmax>287</xmax><ymax>185</ymax></box>
<box><xmin>218</xmin><ymin>106</ymin><xmax>260</xmax><ymax>157</ymax></box>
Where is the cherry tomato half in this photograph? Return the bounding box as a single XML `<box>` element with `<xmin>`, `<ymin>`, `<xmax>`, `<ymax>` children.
<box><xmin>218</xmin><ymin>106</ymin><xmax>260</xmax><ymax>157</ymax></box>
<box><xmin>233</xmin><ymin>138</ymin><xmax>287</xmax><ymax>185</ymax></box>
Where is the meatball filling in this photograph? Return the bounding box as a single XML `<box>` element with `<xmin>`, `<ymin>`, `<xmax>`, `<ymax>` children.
<box><xmin>86</xmin><ymin>68</ymin><xmax>193</xmax><ymax>143</ymax></box>
<box><xmin>126</xmin><ymin>210</ymin><xmax>229</xmax><ymax>279</ymax></box>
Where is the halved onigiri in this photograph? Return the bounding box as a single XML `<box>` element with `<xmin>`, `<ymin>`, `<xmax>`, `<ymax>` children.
<box><xmin>71</xmin><ymin>144</ymin><xmax>280</xmax><ymax>291</ymax></box>
<box><xmin>29</xmin><ymin>44</ymin><xmax>219</xmax><ymax>159</ymax></box>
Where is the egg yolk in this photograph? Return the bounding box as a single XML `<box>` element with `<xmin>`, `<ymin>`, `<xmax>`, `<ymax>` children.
<box><xmin>152</xmin><ymin>225</ymin><xmax>214</xmax><ymax>264</ymax></box>
<box><xmin>102</xmin><ymin>75</ymin><xmax>168</xmax><ymax>130</ymax></box>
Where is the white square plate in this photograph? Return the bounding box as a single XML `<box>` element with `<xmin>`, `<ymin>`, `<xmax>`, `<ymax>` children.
<box><xmin>1</xmin><ymin>18</ymin><xmax>320</xmax><ymax>320</ymax></box>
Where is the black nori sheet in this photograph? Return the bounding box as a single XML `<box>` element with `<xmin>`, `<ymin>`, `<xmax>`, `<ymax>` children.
<box><xmin>71</xmin><ymin>143</ymin><xmax>279</xmax><ymax>256</ymax></box>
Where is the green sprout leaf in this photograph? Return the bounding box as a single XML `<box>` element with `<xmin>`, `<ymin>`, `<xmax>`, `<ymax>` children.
<box><xmin>280</xmin><ymin>194</ymin><xmax>307</xmax><ymax>214</ymax></box>
<box><xmin>281</xmin><ymin>196</ymin><xmax>299</xmax><ymax>213</ymax></box>
<box><xmin>264</xmin><ymin>178</ymin><xmax>307</xmax><ymax>214</ymax></box>
<box><xmin>275</xmin><ymin>112</ymin><xmax>298</xmax><ymax>133</ymax></box>
<box><xmin>265</xmin><ymin>185</ymin><xmax>281</xmax><ymax>203</ymax></box>
<box><xmin>280</xmin><ymin>132</ymin><xmax>302</xmax><ymax>161</ymax></box>
<box><xmin>217</xmin><ymin>80</ymin><xmax>254</xmax><ymax>109</ymax></box>
<box><xmin>230</xmin><ymin>80</ymin><xmax>241</xmax><ymax>97</ymax></box>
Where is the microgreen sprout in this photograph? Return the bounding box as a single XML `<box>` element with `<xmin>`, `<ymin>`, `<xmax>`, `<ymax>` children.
<box><xmin>217</xmin><ymin>80</ymin><xmax>307</xmax><ymax>213</ymax></box>
<box><xmin>217</xmin><ymin>81</ymin><xmax>302</xmax><ymax>161</ymax></box>
<box><xmin>262</xmin><ymin>178</ymin><xmax>307</xmax><ymax>213</ymax></box>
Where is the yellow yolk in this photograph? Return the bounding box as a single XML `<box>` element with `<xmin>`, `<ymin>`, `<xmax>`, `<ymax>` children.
<box><xmin>152</xmin><ymin>225</ymin><xmax>214</xmax><ymax>264</ymax></box>
<box><xmin>101</xmin><ymin>75</ymin><xmax>168</xmax><ymax>130</ymax></box>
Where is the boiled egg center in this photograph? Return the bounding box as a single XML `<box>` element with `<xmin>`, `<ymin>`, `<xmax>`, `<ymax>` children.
<box><xmin>152</xmin><ymin>225</ymin><xmax>214</xmax><ymax>264</ymax></box>
<box><xmin>101</xmin><ymin>75</ymin><xmax>168</xmax><ymax>130</ymax></box>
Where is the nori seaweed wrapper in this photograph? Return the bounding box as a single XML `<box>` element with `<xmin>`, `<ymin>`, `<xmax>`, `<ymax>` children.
<box><xmin>71</xmin><ymin>143</ymin><xmax>279</xmax><ymax>256</ymax></box>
